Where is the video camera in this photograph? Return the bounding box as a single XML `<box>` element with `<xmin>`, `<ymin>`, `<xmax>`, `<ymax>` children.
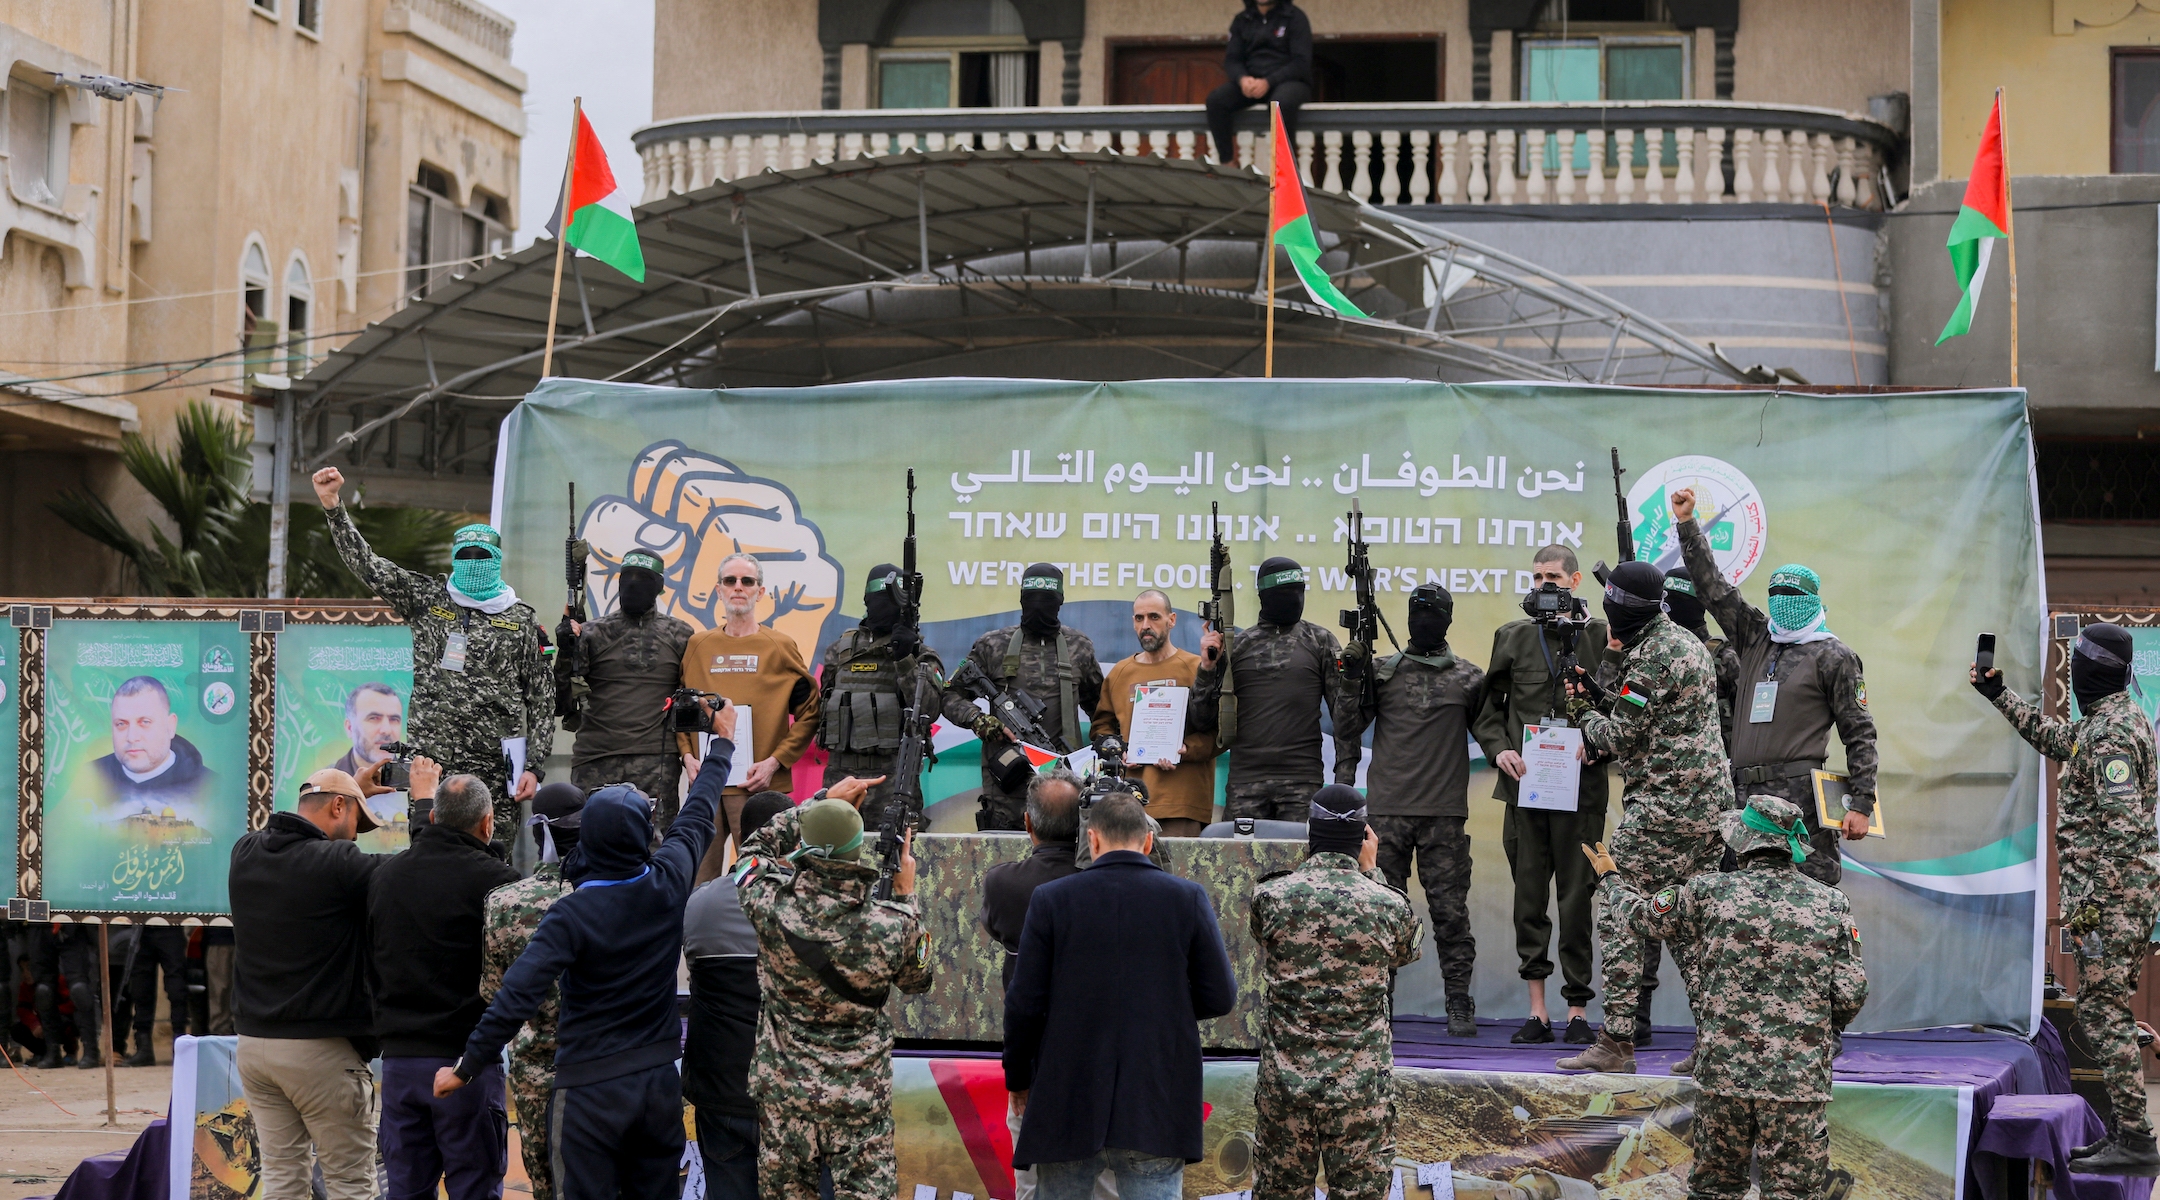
<box><xmin>376</xmin><ymin>741</ymin><xmax>418</xmax><ymax>790</ymax></box>
<box><xmin>664</xmin><ymin>688</ymin><xmax>727</xmax><ymax>734</ymax></box>
<box><xmin>1520</xmin><ymin>582</ymin><xmax>1590</xmax><ymax>626</ymax></box>
<box><xmin>1074</xmin><ymin>736</ymin><xmax>1154</xmax><ymax>865</ymax></box>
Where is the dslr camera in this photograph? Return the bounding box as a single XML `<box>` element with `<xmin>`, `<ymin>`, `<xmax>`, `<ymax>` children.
<box><xmin>1521</xmin><ymin>582</ymin><xmax>1590</xmax><ymax>626</ymax></box>
<box><xmin>665</xmin><ymin>688</ymin><xmax>726</xmax><ymax>734</ymax></box>
<box><xmin>1080</xmin><ymin>737</ymin><xmax>1151</xmax><ymax>809</ymax></box>
<box><xmin>376</xmin><ymin>741</ymin><xmax>418</xmax><ymax>790</ymax></box>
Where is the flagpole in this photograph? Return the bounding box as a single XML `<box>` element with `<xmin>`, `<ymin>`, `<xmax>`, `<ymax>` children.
<box><xmin>541</xmin><ymin>96</ymin><xmax>582</xmax><ymax>381</ymax></box>
<box><xmin>1264</xmin><ymin>102</ymin><xmax>1279</xmax><ymax>379</ymax></box>
<box><xmin>1999</xmin><ymin>86</ymin><xmax>2019</xmax><ymax>389</ymax></box>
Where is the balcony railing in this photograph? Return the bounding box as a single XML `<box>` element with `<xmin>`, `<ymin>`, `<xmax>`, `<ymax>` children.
<box><xmin>633</xmin><ymin>101</ymin><xmax>1901</xmax><ymax>211</ymax></box>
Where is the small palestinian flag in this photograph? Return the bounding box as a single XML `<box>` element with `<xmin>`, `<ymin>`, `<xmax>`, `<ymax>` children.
<box><xmin>1268</xmin><ymin>104</ymin><xmax>1366</xmax><ymax>318</ymax></box>
<box><xmin>1935</xmin><ymin>93</ymin><xmax>2009</xmax><ymax>344</ymax></box>
<box><xmin>1617</xmin><ymin>685</ymin><xmax>1649</xmax><ymax>710</ymax></box>
<box><xmin>1017</xmin><ymin>742</ymin><xmax>1063</xmax><ymax>771</ymax></box>
<box><xmin>546</xmin><ymin>108</ymin><xmax>645</xmax><ymax>283</ymax></box>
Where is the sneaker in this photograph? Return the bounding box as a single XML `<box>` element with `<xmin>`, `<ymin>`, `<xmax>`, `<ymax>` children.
<box><xmin>2072</xmin><ymin>1132</ymin><xmax>2160</xmax><ymax>1177</ymax></box>
<box><xmin>1672</xmin><ymin>1052</ymin><xmax>1697</xmax><ymax>1076</ymax></box>
<box><xmin>1447</xmin><ymin>1000</ymin><xmax>1477</xmax><ymax>1039</ymax></box>
<box><xmin>1510</xmin><ymin>1017</ymin><xmax>1554</xmax><ymax>1044</ymax></box>
<box><xmin>1563</xmin><ymin>1017</ymin><xmax>1596</xmax><ymax>1045</ymax></box>
<box><xmin>120</xmin><ymin>1045</ymin><xmax>156</xmax><ymax>1068</ymax></box>
<box><xmin>1556</xmin><ymin>1032</ymin><xmax>1638</xmax><ymax>1074</ymax></box>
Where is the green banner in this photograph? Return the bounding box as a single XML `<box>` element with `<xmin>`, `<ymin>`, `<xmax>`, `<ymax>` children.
<box><xmin>273</xmin><ymin>623</ymin><xmax>416</xmax><ymax>853</ymax></box>
<box><xmin>496</xmin><ymin>378</ymin><xmax>2044</xmax><ymax>1034</ymax></box>
<box><xmin>41</xmin><ymin>620</ymin><xmax>251</xmax><ymax>914</ymax></box>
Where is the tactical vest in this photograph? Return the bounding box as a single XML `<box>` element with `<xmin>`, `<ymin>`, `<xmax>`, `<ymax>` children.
<box><xmin>817</xmin><ymin>629</ymin><xmax>910</xmax><ymax>756</ymax></box>
<box><xmin>1003</xmin><ymin>627</ymin><xmax>1077</xmax><ymax>747</ymax></box>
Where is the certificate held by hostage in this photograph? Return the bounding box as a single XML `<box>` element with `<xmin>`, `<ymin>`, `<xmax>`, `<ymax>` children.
<box><xmin>1518</xmin><ymin>723</ymin><xmax>1583</xmax><ymax>812</ymax></box>
<box><xmin>1123</xmin><ymin>686</ymin><xmax>1190</xmax><ymax>765</ymax></box>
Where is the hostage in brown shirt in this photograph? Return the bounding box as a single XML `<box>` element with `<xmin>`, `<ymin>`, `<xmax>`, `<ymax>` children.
<box><xmin>1091</xmin><ymin>590</ymin><xmax>1222</xmax><ymax>833</ymax></box>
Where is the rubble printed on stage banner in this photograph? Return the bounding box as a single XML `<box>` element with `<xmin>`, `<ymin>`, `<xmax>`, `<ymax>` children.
<box><xmin>272</xmin><ymin>623</ymin><xmax>417</xmax><ymax>853</ymax></box>
<box><xmin>496</xmin><ymin>378</ymin><xmax>2044</xmax><ymax>1035</ymax></box>
<box><xmin>41</xmin><ymin>619</ymin><xmax>249</xmax><ymax>913</ymax></box>
<box><xmin>168</xmin><ymin>1036</ymin><xmax>256</xmax><ymax>1200</ymax></box>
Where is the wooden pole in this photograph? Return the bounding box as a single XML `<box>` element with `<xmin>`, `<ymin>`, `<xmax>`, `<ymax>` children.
<box><xmin>1999</xmin><ymin>85</ymin><xmax>2019</xmax><ymax>389</ymax></box>
<box><xmin>1264</xmin><ymin>102</ymin><xmax>1279</xmax><ymax>379</ymax></box>
<box><xmin>98</xmin><ymin>923</ymin><xmax>115</xmax><ymax>1126</ymax></box>
<box><xmin>541</xmin><ymin>97</ymin><xmax>583</xmax><ymax>381</ymax></box>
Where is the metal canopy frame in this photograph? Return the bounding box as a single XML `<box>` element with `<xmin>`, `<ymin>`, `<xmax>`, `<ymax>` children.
<box><xmin>294</xmin><ymin>148</ymin><xmax>1742</xmax><ymax>483</ymax></box>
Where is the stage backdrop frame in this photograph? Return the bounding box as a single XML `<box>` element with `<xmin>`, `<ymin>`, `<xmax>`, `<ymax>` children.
<box><xmin>6</xmin><ymin>600</ymin><xmax>400</xmax><ymax>927</ymax></box>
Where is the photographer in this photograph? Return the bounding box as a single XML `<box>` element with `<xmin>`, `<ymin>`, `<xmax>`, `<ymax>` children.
<box><xmin>1470</xmin><ymin>545</ymin><xmax>1611</xmax><ymax>1046</ymax></box>
<box><xmin>567</xmin><ymin>549</ymin><xmax>694</xmax><ymax>831</ymax></box>
<box><xmin>315</xmin><ymin>467</ymin><xmax>552</xmax><ymax>841</ymax></box>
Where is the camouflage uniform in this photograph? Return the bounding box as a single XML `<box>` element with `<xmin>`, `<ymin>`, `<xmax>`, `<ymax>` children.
<box><xmin>1601</xmin><ymin>801</ymin><xmax>1867</xmax><ymax>1200</ymax></box>
<box><xmin>1191</xmin><ymin>621</ymin><xmax>1363</xmax><ymax>821</ymax></box>
<box><xmin>567</xmin><ymin>606</ymin><xmax>692</xmax><ymax>831</ymax></box>
<box><xmin>819</xmin><ymin>628</ymin><xmax>945</xmax><ymax>833</ymax></box>
<box><xmin>480</xmin><ymin>863</ymin><xmax>570</xmax><ymax>1200</ymax></box>
<box><xmin>1679</xmin><ymin>519</ymin><xmax>1877</xmax><ymax>885</ymax></box>
<box><xmin>735</xmin><ymin>850</ymin><xmax>934</xmax><ymax>1200</ymax></box>
<box><xmin>1993</xmin><ymin>686</ymin><xmax>2160</xmax><ymax>1137</ymax></box>
<box><xmin>328</xmin><ymin>506</ymin><xmax>553</xmax><ymax>837</ymax></box>
<box><xmin>941</xmin><ymin>625</ymin><xmax>1102</xmax><ymax>830</ymax></box>
<box><xmin>1575</xmin><ymin>614</ymin><xmax>1734</xmax><ymax>1043</ymax></box>
<box><xmin>1250</xmin><ymin>852</ymin><xmax>1423</xmax><ymax>1200</ymax></box>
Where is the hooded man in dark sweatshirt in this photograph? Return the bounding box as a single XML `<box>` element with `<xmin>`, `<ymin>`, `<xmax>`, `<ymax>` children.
<box><xmin>368</xmin><ymin>761</ymin><xmax>520</xmax><ymax>1200</ymax></box>
<box><xmin>436</xmin><ymin>695</ymin><xmax>739</xmax><ymax>1200</ymax></box>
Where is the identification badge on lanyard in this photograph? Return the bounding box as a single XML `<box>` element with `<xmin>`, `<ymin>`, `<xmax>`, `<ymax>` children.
<box><xmin>440</xmin><ymin>631</ymin><xmax>469</xmax><ymax>673</ymax></box>
<box><xmin>1749</xmin><ymin>680</ymin><xmax>1779</xmax><ymax>723</ymax></box>
<box><xmin>1541</xmin><ymin>715</ymin><xmax>1570</xmax><ymax>728</ymax></box>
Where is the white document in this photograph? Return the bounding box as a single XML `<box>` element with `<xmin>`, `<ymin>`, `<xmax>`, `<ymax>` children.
<box><xmin>696</xmin><ymin>705</ymin><xmax>755</xmax><ymax>787</ymax></box>
<box><xmin>1517</xmin><ymin>724</ymin><xmax>1582</xmax><ymax>812</ymax></box>
<box><xmin>1123</xmin><ymin>685</ymin><xmax>1190</xmax><ymax>765</ymax></box>
<box><xmin>501</xmin><ymin>737</ymin><xmax>527</xmax><ymax>784</ymax></box>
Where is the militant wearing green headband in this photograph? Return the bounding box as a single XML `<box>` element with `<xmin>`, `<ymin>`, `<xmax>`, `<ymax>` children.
<box><xmin>1740</xmin><ymin>804</ymin><xmax>1812</xmax><ymax>864</ymax></box>
<box><xmin>1258</xmin><ymin>567</ymin><xmax>1309</xmax><ymax>590</ymax></box>
<box><xmin>450</xmin><ymin>523</ymin><xmax>508</xmax><ymax>601</ymax></box>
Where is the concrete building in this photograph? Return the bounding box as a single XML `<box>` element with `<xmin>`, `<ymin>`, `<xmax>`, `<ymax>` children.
<box><xmin>0</xmin><ymin>0</ymin><xmax>524</xmax><ymax>595</ymax></box>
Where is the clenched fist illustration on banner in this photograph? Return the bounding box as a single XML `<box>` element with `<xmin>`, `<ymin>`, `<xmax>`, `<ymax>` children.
<box><xmin>578</xmin><ymin>441</ymin><xmax>845</xmax><ymax>656</ymax></box>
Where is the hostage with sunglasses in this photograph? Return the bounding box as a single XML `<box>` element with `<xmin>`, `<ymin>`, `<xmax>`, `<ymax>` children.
<box><xmin>316</xmin><ymin>467</ymin><xmax>553</xmax><ymax>842</ymax></box>
<box><xmin>1670</xmin><ymin>488</ymin><xmax>1877</xmax><ymax>886</ymax></box>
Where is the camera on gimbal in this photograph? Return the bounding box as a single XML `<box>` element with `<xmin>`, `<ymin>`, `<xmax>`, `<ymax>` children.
<box><xmin>1521</xmin><ymin>582</ymin><xmax>1589</xmax><ymax>626</ymax></box>
<box><xmin>376</xmin><ymin>741</ymin><xmax>418</xmax><ymax>790</ymax></box>
<box><xmin>664</xmin><ymin>688</ymin><xmax>726</xmax><ymax>734</ymax></box>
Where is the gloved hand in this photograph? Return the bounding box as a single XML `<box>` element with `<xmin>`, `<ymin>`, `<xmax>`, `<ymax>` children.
<box><xmin>1971</xmin><ymin>664</ymin><xmax>2005</xmax><ymax>700</ymax></box>
<box><xmin>1338</xmin><ymin>643</ymin><xmax>1370</xmax><ymax>677</ymax></box>
<box><xmin>890</xmin><ymin>624</ymin><xmax>921</xmax><ymax>660</ymax></box>
<box><xmin>1581</xmin><ymin>841</ymin><xmax>1617</xmax><ymax>876</ymax></box>
<box><xmin>2067</xmin><ymin>900</ymin><xmax>2103</xmax><ymax>937</ymax></box>
<box><xmin>972</xmin><ymin>713</ymin><xmax>1008</xmax><ymax>742</ymax></box>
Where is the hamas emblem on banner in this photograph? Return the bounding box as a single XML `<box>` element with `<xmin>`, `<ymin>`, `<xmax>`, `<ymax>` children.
<box><xmin>1626</xmin><ymin>455</ymin><xmax>1769</xmax><ymax>587</ymax></box>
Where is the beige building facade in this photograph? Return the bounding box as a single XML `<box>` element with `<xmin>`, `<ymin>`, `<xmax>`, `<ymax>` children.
<box><xmin>0</xmin><ymin>0</ymin><xmax>524</xmax><ymax>596</ymax></box>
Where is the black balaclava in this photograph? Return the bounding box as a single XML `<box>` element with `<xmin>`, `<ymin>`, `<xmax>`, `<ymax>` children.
<box><xmin>862</xmin><ymin>562</ymin><xmax>903</xmax><ymax>634</ymax></box>
<box><xmin>1407</xmin><ymin>583</ymin><xmax>1453</xmax><ymax>654</ymax></box>
<box><xmin>1257</xmin><ymin>556</ymin><xmax>1307</xmax><ymax>627</ymax></box>
<box><xmin>2073</xmin><ymin>622</ymin><xmax>2135</xmax><ymax>712</ymax></box>
<box><xmin>619</xmin><ymin>569</ymin><xmax>663</xmax><ymax>617</ymax></box>
<box><xmin>528</xmin><ymin>781</ymin><xmax>585</xmax><ymax>864</ymax></box>
<box><xmin>1603</xmin><ymin>560</ymin><xmax>1669</xmax><ymax>645</ymax></box>
<box><xmin>1019</xmin><ymin>563</ymin><xmax>1064</xmax><ymax>636</ymax></box>
<box><xmin>1662</xmin><ymin>566</ymin><xmax>1708</xmax><ymax>641</ymax></box>
<box><xmin>1308</xmin><ymin>784</ymin><xmax>1367</xmax><ymax>856</ymax></box>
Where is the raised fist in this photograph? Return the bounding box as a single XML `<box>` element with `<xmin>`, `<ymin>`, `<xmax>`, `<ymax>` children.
<box><xmin>578</xmin><ymin>441</ymin><xmax>844</xmax><ymax>657</ymax></box>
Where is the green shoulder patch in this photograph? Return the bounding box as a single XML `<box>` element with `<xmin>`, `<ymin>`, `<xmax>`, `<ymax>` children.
<box><xmin>916</xmin><ymin>934</ymin><xmax>931</xmax><ymax>969</ymax></box>
<box><xmin>1650</xmin><ymin>886</ymin><xmax>1679</xmax><ymax>915</ymax></box>
<box><xmin>1856</xmin><ymin>679</ymin><xmax>1868</xmax><ymax>708</ymax></box>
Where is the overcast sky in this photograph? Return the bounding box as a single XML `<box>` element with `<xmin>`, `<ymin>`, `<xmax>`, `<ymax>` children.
<box><xmin>496</xmin><ymin>0</ymin><xmax>657</xmax><ymax>246</ymax></box>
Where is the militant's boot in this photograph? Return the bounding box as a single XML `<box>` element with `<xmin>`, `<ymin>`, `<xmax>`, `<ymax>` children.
<box><xmin>2071</xmin><ymin>1132</ymin><xmax>2160</xmax><ymax>1177</ymax></box>
<box><xmin>1556</xmin><ymin>1032</ymin><xmax>1636</xmax><ymax>1074</ymax></box>
<box><xmin>120</xmin><ymin>1044</ymin><xmax>156</xmax><ymax>1068</ymax></box>
<box><xmin>1671</xmin><ymin>1052</ymin><xmax>1697</xmax><ymax>1076</ymax></box>
<box><xmin>1447</xmin><ymin>997</ymin><xmax>1477</xmax><ymax>1038</ymax></box>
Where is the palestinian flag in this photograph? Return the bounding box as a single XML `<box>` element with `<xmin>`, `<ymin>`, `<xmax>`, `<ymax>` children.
<box><xmin>1934</xmin><ymin>94</ymin><xmax>2009</xmax><ymax>344</ymax></box>
<box><xmin>1269</xmin><ymin>104</ymin><xmax>1365</xmax><ymax>318</ymax></box>
<box><xmin>546</xmin><ymin>108</ymin><xmax>645</xmax><ymax>282</ymax></box>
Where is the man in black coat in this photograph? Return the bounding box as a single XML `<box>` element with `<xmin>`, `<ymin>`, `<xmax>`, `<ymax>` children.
<box><xmin>369</xmin><ymin>760</ymin><xmax>520</xmax><ymax>1200</ymax></box>
<box><xmin>1005</xmin><ymin>793</ymin><xmax>1237</xmax><ymax>1200</ymax></box>
<box><xmin>230</xmin><ymin>766</ymin><xmax>385</xmax><ymax>1200</ymax></box>
<box><xmin>980</xmin><ymin>771</ymin><xmax>1084</xmax><ymax>994</ymax></box>
<box><xmin>1206</xmin><ymin>0</ymin><xmax>1313</xmax><ymax>165</ymax></box>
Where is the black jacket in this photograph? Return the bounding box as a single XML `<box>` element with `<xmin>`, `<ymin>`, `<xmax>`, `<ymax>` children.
<box><xmin>979</xmin><ymin>842</ymin><xmax>1079</xmax><ymax>993</ymax></box>
<box><xmin>229</xmin><ymin>811</ymin><xmax>383</xmax><ymax>1041</ymax></box>
<box><xmin>682</xmin><ymin>873</ymin><xmax>760</xmax><ymax>1116</ymax></box>
<box><xmin>1224</xmin><ymin>0</ymin><xmax>1312</xmax><ymax>87</ymax></box>
<box><xmin>1004</xmin><ymin>850</ymin><xmax>1237</xmax><ymax>1167</ymax></box>
<box><xmin>367</xmin><ymin>822</ymin><xmax>520</xmax><ymax>1057</ymax></box>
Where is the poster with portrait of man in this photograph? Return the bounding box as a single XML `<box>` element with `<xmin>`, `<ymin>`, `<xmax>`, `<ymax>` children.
<box><xmin>273</xmin><ymin>623</ymin><xmax>416</xmax><ymax>854</ymax></box>
<box><xmin>41</xmin><ymin>619</ymin><xmax>249</xmax><ymax>913</ymax></box>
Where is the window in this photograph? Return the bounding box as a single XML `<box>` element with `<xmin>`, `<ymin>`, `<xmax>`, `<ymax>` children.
<box><xmin>242</xmin><ymin>242</ymin><xmax>279</xmax><ymax>375</ymax></box>
<box><xmin>405</xmin><ymin>168</ymin><xmax>509</xmax><ymax>301</ymax></box>
<box><xmin>1521</xmin><ymin>35</ymin><xmax>1687</xmax><ymax>171</ymax></box>
<box><xmin>252</xmin><ymin>0</ymin><xmax>279</xmax><ymax>17</ymax></box>
<box><xmin>2113</xmin><ymin>50</ymin><xmax>2160</xmax><ymax>173</ymax></box>
<box><xmin>6</xmin><ymin>74</ymin><xmax>65</xmax><ymax>206</ymax></box>
<box><xmin>877</xmin><ymin>0</ymin><xmax>1036</xmax><ymax>109</ymax></box>
<box><xmin>284</xmin><ymin>257</ymin><xmax>313</xmax><ymax>373</ymax></box>
<box><xmin>296</xmin><ymin>0</ymin><xmax>321</xmax><ymax>34</ymax></box>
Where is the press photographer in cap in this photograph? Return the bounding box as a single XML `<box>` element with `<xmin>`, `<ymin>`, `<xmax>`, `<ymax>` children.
<box><xmin>1976</xmin><ymin>622</ymin><xmax>2160</xmax><ymax>1175</ymax></box>
<box><xmin>317</xmin><ymin>466</ymin><xmax>553</xmax><ymax>842</ymax></box>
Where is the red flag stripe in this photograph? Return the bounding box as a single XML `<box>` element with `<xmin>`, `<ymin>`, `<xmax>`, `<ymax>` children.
<box><xmin>567</xmin><ymin>109</ymin><xmax>617</xmax><ymax>220</ymax></box>
<box><xmin>1269</xmin><ymin>105</ymin><xmax>1307</xmax><ymax>232</ymax></box>
<box><xmin>1957</xmin><ymin>95</ymin><xmax>2008</xmax><ymax>233</ymax></box>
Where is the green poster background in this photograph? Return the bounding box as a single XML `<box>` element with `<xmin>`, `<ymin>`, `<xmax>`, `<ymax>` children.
<box><xmin>41</xmin><ymin>619</ymin><xmax>250</xmax><ymax>914</ymax></box>
<box><xmin>273</xmin><ymin>623</ymin><xmax>417</xmax><ymax>854</ymax></box>
<box><xmin>496</xmin><ymin>378</ymin><xmax>2044</xmax><ymax>1034</ymax></box>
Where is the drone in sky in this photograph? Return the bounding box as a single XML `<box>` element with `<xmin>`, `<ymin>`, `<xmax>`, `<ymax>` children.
<box><xmin>48</xmin><ymin>72</ymin><xmax>182</xmax><ymax>108</ymax></box>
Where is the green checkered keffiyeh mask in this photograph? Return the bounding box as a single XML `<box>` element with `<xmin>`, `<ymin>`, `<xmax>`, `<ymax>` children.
<box><xmin>1742</xmin><ymin>803</ymin><xmax>1812</xmax><ymax>863</ymax></box>
<box><xmin>1766</xmin><ymin>563</ymin><xmax>1827</xmax><ymax>638</ymax></box>
<box><xmin>450</xmin><ymin>524</ymin><xmax>506</xmax><ymax>600</ymax></box>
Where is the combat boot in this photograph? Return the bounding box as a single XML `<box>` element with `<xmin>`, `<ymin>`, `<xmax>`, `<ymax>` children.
<box><xmin>78</xmin><ymin>1046</ymin><xmax>102</xmax><ymax>1069</ymax></box>
<box><xmin>2070</xmin><ymin>1131</ymin><xmax>2160</xmax><ymax>1177</ymax></box>
<box><xmin>1556</xmin><ymin>1032</ymin><xmax>1636</xmax><ymax>1073</ymax></box>
<box><xmin>1671</xmin><ymin>1052</ymin><xmax>1697</xmax><ymax>1076</ymax></box>
<box><xmin>28</xmin><ymin>1044</ymin><xmax>63</xmax><ymax>1070</ymax></box>
<box><xmin>1446</xmin><ymin>997</ymin><xmax>1476</xmax><ymax>1038</ymax></box>
<box><xmin>120</xmin><ymin>1044</ymin><xmax>156</xmax><ymax>1068</ymax></box>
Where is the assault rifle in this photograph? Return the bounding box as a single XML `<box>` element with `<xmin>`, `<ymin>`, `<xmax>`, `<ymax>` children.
<box><xmin>555</xmin><ymin>482</ymin><xmax>589</xmax><ymax>722</ymax></box>
<box><xmin>1591</xmin><ymin>448</ymin><xmax>1634</xmax><ymax>587</ymax></box>
<box><xmin>1337</xmin><ymin>498</ymin><xmax>1399</xmax><ymax>712</ymax></box>
<box><xmin>1197</xmin><ymin>502</ymin><xmax>1238</xmax><ymax>749</ymax></box>
<box><xmin>947</xmin><ymin>659</ymin><xmax>1069</xmax><ymax>754</ymax></box>
<box><xmin>875</xmin><ymin>665</ymin><xmax>936</xmax><ymax>901</ymax></box>
<box><xmin>894</xmin><ymin>469</ymin><xmax>924</xmax><ymax>658</ymax></box>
